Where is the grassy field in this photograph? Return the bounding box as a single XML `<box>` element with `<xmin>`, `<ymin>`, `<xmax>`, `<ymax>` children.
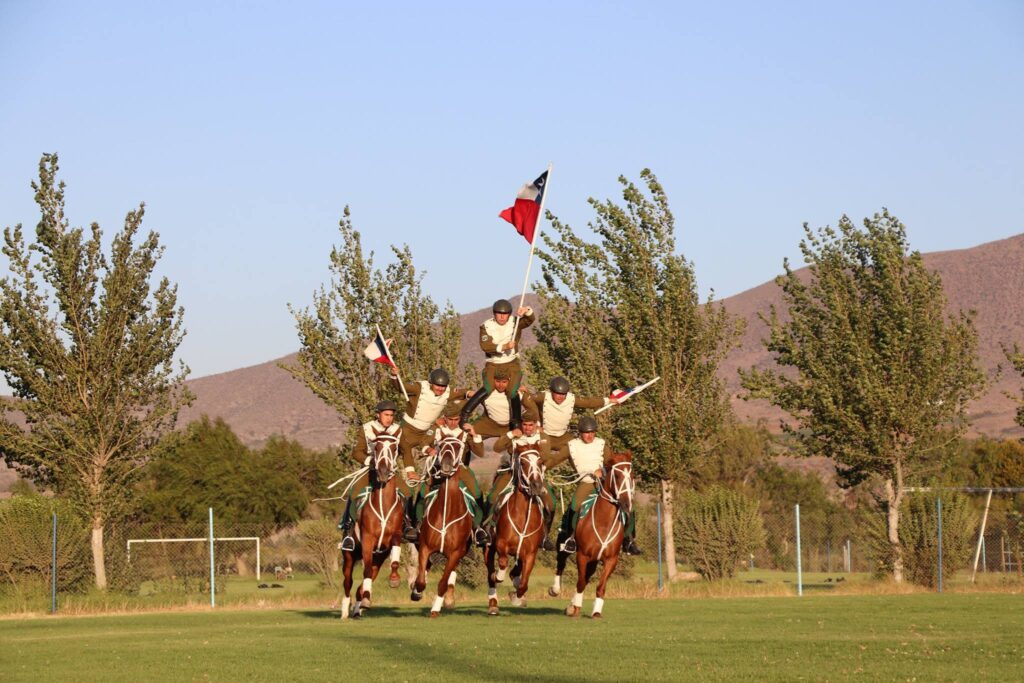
<box><xmin>2</xmin><ymin>593</ymin><xmax>1022</xmax><ymax>681</ymax></box>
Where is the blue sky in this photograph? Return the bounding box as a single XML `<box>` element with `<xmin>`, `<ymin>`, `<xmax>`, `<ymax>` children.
<box><xmin>1</xmin><ymin>1</ymin><xmax>1021</xmax><ymax>378</ymax></box>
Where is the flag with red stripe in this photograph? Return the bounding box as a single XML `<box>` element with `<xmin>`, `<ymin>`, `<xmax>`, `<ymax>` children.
<box><xmin>363</xmin><ymin>331</ymin><xmax>395</xmax><ymax>367</ymax></box>
<box><xmin>499</xmin><ymin>170</ymin><xmax>548</xmax><ymax>244</ymax></box>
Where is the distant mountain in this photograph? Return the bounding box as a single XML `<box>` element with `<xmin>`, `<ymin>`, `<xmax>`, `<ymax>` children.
<box><xmin>180</xmin><ymin>235</ymin><xmax>1024</xmax><ymax>448</ymax></box>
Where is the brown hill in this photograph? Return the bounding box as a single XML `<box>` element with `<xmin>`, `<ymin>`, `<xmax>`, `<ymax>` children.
<box><xmin>181</xmin><ymin>236</ymin><xmax>1024</xmax><ymax>448</ymax></box>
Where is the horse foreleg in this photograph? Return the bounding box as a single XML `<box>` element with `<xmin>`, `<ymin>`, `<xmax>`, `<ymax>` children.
<box><xmin>485</xmin><ymin>542</ymin><xmax>499</xmax><ymax>616</ymax></box>
<box><xmin>341</xmin><ymin>550</ymin><xmax>355</xmax><ymax>620</ymax></box>
<box><xmin>431</xmin><ymin>549</ymin><xmax>464</xmax><ymax>618</ymax></box>
<box><xmin>389</xmin><ymin>544</ymin><xmax>402</xmax><ymax>588</ymax></box>
<box><xmin>510</xmin><ymin>551</ymin><xmax>536</xmax><ymax>607</ymax></box>
<box><xmin>591</xmin><ymin>554</ymin><xmax>619</xmax><ymax>619</ymax></box>
<box><xmin>411</xmin><ymin>541</ymin><xmax>429</xmax><ymax>602</ymax></box>
<box><xmin>355</xmin><ymin>543</ymin><xmax>376</xmax><ymax>612</ymax></box>
<box><xmin>566</xmin><ymin>552</ymin><xmax>590</xmax><ymax>618</ymax></box>
<box><xmin>495</xmin><ymin>549</ymin><xmax>510</xmax><ymax>584</ymax></box>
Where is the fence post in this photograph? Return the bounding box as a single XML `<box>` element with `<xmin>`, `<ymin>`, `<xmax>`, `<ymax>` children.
<box><xmin>208</xmin><ymin>507</ymin><xmax>216</xmax><ymax>608</ymax></box>
<box><xmin>51</xmin><ymin>512</ymin><xmax>57</xmax><ymax>614</ymax></box>
<box><xmin>936</xmin><ymin>497</ymin><xmax>943</xmax><ymax>593</ymax></box>
<box><xmin>656</xmin><ymin>502</ymin><xmax>663</xmax><ymax>592</ymax></box>
<box><xmin>795</xmin><ymin>504</ymin><xmax>802</xmax><ymax>596</ymax></box>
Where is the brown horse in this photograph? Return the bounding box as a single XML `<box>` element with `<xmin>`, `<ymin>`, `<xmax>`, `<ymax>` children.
<box><xmin>485</xmin><ymin>446</ymin><xmax>546</xmax><ymax>615</ymax></box>
<box><xmin>410</xmin><ymin>435</ymin><xmax>474</xmax><ymax>617</ymax></box>
<box><xmin>340</xmin><ymin>430</ymin><xmax>404</xmax><ymax>619</ymax></box>
<box><xmin>549</xmin><ymin>452</ymin><xmax>634</xmax><ymax>619</ymax></box>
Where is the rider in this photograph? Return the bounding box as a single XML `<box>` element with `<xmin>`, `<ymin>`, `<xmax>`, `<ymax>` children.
<box><xmin>486</xmin><ymin>406</ymin><xmax>557</xmax><ymax>551</ymax></box>
<box><xmin>459</xmin><ymin>367</ymin><xmax>524</xmax><ymax>448</ymax></box>
<box><xmin>338</xmin><ymin>400</ymin><xmax>417</xmax><ymax>553</ymax></box>
<box><xmin>545</xmin><ymin>415</ymin><xmax>641</xmax><ymax>556</ymax></box>
<box><xmin>391</xmin><ymin>366</ymin><xmax>468</xmax><ymax>485</ymax></box>
<box><xmin>479</xmin><ymin>299</ymin><xmax>535</xmax><ymax>399</ymax></box>
<box><xmin>411</xmin><ymin>400</ymin><xmax>491</xmax><ymax>547</ymax></box>
<box><xmin>524</xmin><ymin>376</ymin><xmax>617</xmax><ymax>459</ymax></box>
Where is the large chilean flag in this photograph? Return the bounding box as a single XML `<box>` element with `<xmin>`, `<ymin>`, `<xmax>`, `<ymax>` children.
<box><xmin>499</xmin><ymin>170</ymin><xmax>548</xmax><ymax>244</ymax></box>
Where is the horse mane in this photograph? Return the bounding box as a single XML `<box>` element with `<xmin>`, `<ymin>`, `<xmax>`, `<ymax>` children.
<box><xmin>609</xmin><ymin>451</ymin><xmax>632</xmax><ymax>464</ymax></box>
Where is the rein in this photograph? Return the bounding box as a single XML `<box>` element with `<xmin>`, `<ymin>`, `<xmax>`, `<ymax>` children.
<box><xmin>589</xmin><ymin>460</ymin><xmax>634</xmax><ymax>560</ymax></box>
<box><xmin>424</xmin><ymin>436</ymin><xmax>471</xmax><ymax>553</ymax></box>
<box><xmin>502</xmin><ymin>450</ymin><xmax>546</xmax><ymax>557</ymax></box>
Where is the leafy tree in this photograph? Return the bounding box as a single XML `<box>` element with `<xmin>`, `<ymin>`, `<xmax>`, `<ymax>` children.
<box><xmin>526</xmin><ymin>170</ymin><xmax>743</xmax><ymax>579</ymax></box>
<box><xmin>0</xmin><ymin>155</ymin><xmax>190</xmax><ymax>589</ymax></box>
<box><xmin>741</xmin><ymin>211</ymin><xmax>984</xmax><ymax>582</ymax></box>
<box><xmin>285</xmin><ymin>209</ymin><xmax>467</xmax><ymax>446</ymax></box>
<box><xmin>673</xmin><ymin>486</ymin><xmax>766</xmax><ymax>580</ymax></box>
<box><xmin>1005</xmin><ymin>344</ymin><xmax>1024</xmax><ymax>431</ymax></box>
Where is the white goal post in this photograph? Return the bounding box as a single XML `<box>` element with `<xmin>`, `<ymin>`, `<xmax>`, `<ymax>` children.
<box><xmin>126</xmin><ymin>536</ymin><xmax>262</xmax><ymax>580</ymax></box>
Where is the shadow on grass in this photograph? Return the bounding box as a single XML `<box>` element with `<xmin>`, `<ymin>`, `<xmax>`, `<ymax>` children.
<box><xmin>291</xmin><ymin>604</ymin><xmax>567</xmax><ymax>619</ymax></box>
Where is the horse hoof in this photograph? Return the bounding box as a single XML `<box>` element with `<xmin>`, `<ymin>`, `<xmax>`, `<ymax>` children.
<box><xmin>410</xmin><ymin>591</ymin><xmax>423</xmax><ymax>602</ymax></box>
<box><xmin>429</xmin><ymin>611</ymin><xmax>440</xmax><ymax>619</ymax></box>
<box><xmin>508</xmin><ymin>591</ymin><xmax>525</xmax><ymax>607</ymax></box>
<box><xmin>360</xmin><ymin>598</ymin><xmax>371</xmax><ymax>609</ymax></box>
<box><xmin>351</xmin><ymin>610</ymin><xmax>362</xmax><ymax>620</ymax></box>
<box><xmin>592</xmin><ymin>612</ymin><xmax>602</xmax><ymax>619</ymax></box>
<box><xmin>389</xmin><ymin>572</ymin><xmax>401</xmax><ymax>589</ymax></box>
<box><xmin>565</xmin><ymin>605</ymin><xmax>581</xmax><ymax>618</ymax></box>
<box><xmin>548</xmin><ymin>587</ymin><xmax>560</xmax><ymax>597</ymax></box>
<box><xmin>488</xmin><ymin>606</ymin><xmax>499</xmax><ymax>616</ymax></box>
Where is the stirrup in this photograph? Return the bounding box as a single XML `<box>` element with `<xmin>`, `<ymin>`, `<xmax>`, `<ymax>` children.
<box><xmin>560</xmin><ymin>537</ymin><xmax>576</xmax><ymax>554</ymax></box>
<box><xmin>625</xmin><ymin>538</ymin><xmax>642</xmax><ymax>556</ymax></box>
<box><xmin>403</xmin><ymin>524</ymin><xmax>419</xmax><ymax>542</ymax></box>
<box><xmin>340</xmin><ymin>535</ymin><xmax>356</xmax><ymax>552</ymax></box>
<box><xmin>541</xmin><ymin>537</ymin><xmax>556</xmax><ymax>552</ymax></box>
<box><xmin>474</xmin><ymin>527</ymin><xmax>490</xmax><ymax>547</ymax></box>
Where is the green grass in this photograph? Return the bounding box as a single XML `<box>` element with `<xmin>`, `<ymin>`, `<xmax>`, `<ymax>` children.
<box><xmin>2</xmin><ymin>593</ymin><xmax>1022</xmax><ymax>681</ymax></box>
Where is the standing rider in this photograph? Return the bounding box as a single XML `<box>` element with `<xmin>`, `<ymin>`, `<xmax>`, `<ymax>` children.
<box><xmin>486</xmin><ymin>406</ymin><xmax>557</xmax><ymax>551</ymax></box>
<box><xmin>338</xmin><ymin>400</ymin><xmax>417</xmax><ymax>553</ymax></box>
<box><xmin>479</xmin><ymin>299</ymin><xmax>535</xmax><ymax>398</ymax></box>
<box><xmin>391</xmin><ymin>366</ymin><xmax>468</xmax><ymax>485</ymax></box>
<box><xmin>409</xmin><ymin>401</ymin><xmax>491</xmax><ymax>547</ymax></box>
<box><xmin>524</xmin><ymin>376</ymin><xmax>617</xmax><ymax>459</ymax></box>
<box><xmin>545</xmin><ymin>415</ymin><xmax>641</xmax><ymax>556</ymax></box>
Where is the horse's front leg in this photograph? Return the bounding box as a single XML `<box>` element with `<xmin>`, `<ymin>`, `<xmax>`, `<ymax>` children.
<box><xmin>510</xmin><ymin>550</ymin><xmax>535</xmax><ymax>607</ymax></box>
<box><xmin>431</xmin><ymin>548</ymin><xmax>464</xmax><ymax>618</ymax></box>
<box><xmin>566</xmin><ymin>552</ymin><xmax>593</xmax><ymax>618</ymax></box>
<box><xmin>591</xmin><ymin>554</ymin><xmax>619</xmax><ymax>619</ymax></box>
<box><xmin>341</xmin><ymin>549</ymin><xmax>355</xmax><ymax>620</ymax></box>
<box><xmin>485</xmin><ymin>540</ymin><xmax>499</xmax><ymax>616</ymax></box>
<box><xmin>411</xmin><ymin>539</ymin><xmax>429</xmax><ymax>602</ymax></box>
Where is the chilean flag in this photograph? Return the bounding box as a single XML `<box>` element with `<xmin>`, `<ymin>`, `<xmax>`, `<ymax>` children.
<box><xmin>499</xmin><ymin>170</ymin><xmax>548</xmax><ymax>244</ymax></box>
<box><xmin>609</xmin><ymin>386</ymin><xmax>636</xmax><ymax>402</ymax></box>
<box><xmin>363</xmin><ymin>330</ymin><xmax>395</xmax><ymax>367</ymax></box>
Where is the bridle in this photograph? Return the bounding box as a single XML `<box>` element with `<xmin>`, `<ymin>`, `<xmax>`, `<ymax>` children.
<box><xmin>598</xmin><ymin>460</ymin><xmax>635</xmax><ymax>513</ymax></box>
<box><xmin>512</xmin><ymin>447</ymin><xmax>546</xmax><ymax>499</ymax></box>
<box><xmin>427</xmin><ymin>436</ymin><xmax>465</xmax><ymax>479</ymax></box>
<box><xmin>371</xmin><ymin>433</ymin><xmax>399</xmax><ymax>484</ymax></box>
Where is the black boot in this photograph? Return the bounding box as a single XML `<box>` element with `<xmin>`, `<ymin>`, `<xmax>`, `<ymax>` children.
<box><xmin>624</xmin><ymin>537</ymin><xmax>642</xmax><ymax>556</ymax></box>
<box><xmin>338</xmin><ymin>504</ymin><xmax>356</xmax><ymax>552</ymax></box>
<box><xmin>403</xmin><ymin>496</ymin><xmax>419</xmax><ymax>543</ymax></box>
<box><xmin>541</xmin><ymin>507</ymin><xmax>556</xmax><ymax>551</ymax></box>
<box><xmin>474</xmin><ymin>526</ymin><xmax>490</xmax><ymax>547</ymax></box>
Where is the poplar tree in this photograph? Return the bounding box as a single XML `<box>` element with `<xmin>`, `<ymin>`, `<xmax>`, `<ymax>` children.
<box><xmin>740</xmin><ymin>211</ymin><xmax>984</xmax><ymax>582</ymax></box>
<box><xmin>1006</xmin><ymin>345</ymin><xmax>1024</xmax><ymax>430</ymax></box>
<box><xmin>0</xmin><ymin>154</ymin><xmax>191</xmax><ymax>589</ymax></box>
<box><xmin>527</xmin><ymin>170</ymin><xmax>743</xmax><ymax>579</ymax></box>
<box><xmin>286</xmin><ymin>208</ymin><xmax>466</xmax><ymax>446</ymax></box>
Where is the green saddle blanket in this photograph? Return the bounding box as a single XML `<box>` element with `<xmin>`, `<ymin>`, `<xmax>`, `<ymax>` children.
<box><xmin>423</xmin><ymin>482</ymin><xmax>479</xmax><ymax>516</ymax></box>
<box><xmin>578</xmin><ymin>491</ymin><xmax>627</xmax><ymax>525</ymax></box>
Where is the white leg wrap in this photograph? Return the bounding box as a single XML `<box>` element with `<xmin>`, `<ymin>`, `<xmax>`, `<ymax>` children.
<box><xmin>448</xmin><ymin>571</ymin><xmax>457</xmax><ymax>586</ymax></box>
<box><xmin>552</xmin><ymin>575</ymin><xmax>561</xmax><ymax>591</ymax></box>
<box><xmin>431</xmin><ymin>595</ymin><xmax>445</xmax><ymax>613</ymax></box>
<box><xmin>488</xmin><ymin>587</ymin><xmax>497</xmax><ymax>599</ymax></box>
<box><xmin>572</xmin><ymin>592</ymin><xmax>584</xmax><ymax>608</ymax></box>
<box><xmin>496</xmin><ymin>567</ymin><xmax>507</xmax><ymax>582</ymax></box>
<box><xmin>390</xmin><ymin>546</ymin><xmax>402</xmax><ymax>562</ymax></box>
<box><xmin>361</xmin><ymin>577</ymin><xmax>372</xmax><ymax>593</ymax></box>
<box><xmin>341</xmin><ymin>596</ymin><xmax>350</xmax><ymax>618</ymax></box>
<box><xmin>592</xmin><ymin>598</ymin><xmax>604</xmax><ymax>615</ymax></box>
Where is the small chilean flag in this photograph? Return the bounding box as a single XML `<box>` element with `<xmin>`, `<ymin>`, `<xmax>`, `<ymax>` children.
<box><xmin>363</xmin><ymin>331</ymin><xmax>395</xmax><ymax>367</ymax></box>
<box><xmin>499</xmin><ymin>170</ymin><xmax>548</xmax><ymax>244</ymax></box>
<box><xmin>609</xmin><ymin>386</ymin><xmax>636</xmax><ymax>402</ymax></box>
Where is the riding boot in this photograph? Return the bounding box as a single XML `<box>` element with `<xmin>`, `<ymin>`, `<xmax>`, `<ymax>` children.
<box><xmin>339</xmin><ymin>508</ymin><xmax>356</xmax><ymax>553</ymax></box>
<box><xmin>402</xmin><ymin>495</ymin><xmax>419</xmax><ymax>543</ymax></box>
<box><xmin>541</xmin><ymin>506</ymin><xmax>556</xmax><ymax>551</ymax></box>
<box><xmin>508</xmin><ymin>393</ymin><xmax>522</xmax><ymax>431</ymax></box>
<box><xmin>624</xmin><ymin>536</ymin><xmax>642</xmax><ymax>555</ymax></box>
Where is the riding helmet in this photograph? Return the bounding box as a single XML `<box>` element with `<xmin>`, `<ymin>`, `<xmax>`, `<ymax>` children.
<box><xmin>375</xmin><ymin>400</ymin><xmax>399</xmax><ymax>413</ymax></box>
<box><xmin>492</xmin><ymin>299</ymin><xmax>513</xmax><ymax>315</ymax></box>
<box><xmin>428</xmin><ymin>368</ymin><xmax>450</xmax><ymax>387</ymax></box>
<box><xmin>549</xmin><ymin>376</ymin><xmax>571</xmax><ymax>394</ymax></box>
<box><xmin>577</xmin><ymin>415</ymin><xmax>598</xmax><ymax>433</ymax></box>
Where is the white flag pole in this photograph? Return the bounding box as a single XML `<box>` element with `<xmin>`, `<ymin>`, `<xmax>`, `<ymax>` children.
<box><xmin>377</xmin><ymin>324</ymin><xmax>409</xmax><ymax>402</ymax></box>
<box><xmin>594</xmin><ymin>376</ymin><xmax>661</xmax><ymax>415</ymax></box>
<box><xmin>510</xmin><ymin>163</ymin><xmax>553</xmax><ymax>344</ymax></box>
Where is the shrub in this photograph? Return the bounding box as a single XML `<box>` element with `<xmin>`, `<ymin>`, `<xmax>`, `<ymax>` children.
<box><xmin>0</xmin><ymin>495</ymin><xmax>91</xmax><ymax>594</ymax></box>
<box><xmin>674</xmin><ymin>486</ymin><xmax>766</xmax><ymax>580</ymax></box>
<box><xmin>297</xmin><ymin>519</ymin><xmax>340</xmax><ymax>589</ymax></box>
<box><xmin>901</xmin><ymin>492</ymin><xmax>977</xmax><ymax>587</ymax></box>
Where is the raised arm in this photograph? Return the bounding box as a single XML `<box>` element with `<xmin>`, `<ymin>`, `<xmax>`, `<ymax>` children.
<box><xmin>479</xmin><ymin>323</ymin><xmax>500</xmax><ymax>354</ymax></box>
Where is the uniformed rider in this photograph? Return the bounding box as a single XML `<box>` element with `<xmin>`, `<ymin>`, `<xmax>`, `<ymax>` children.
<box><xmin>524</xmin><ymin>376</ymin><xmax>617</xmax><ymax>459</ymax></box>
<box><xmin>485</xmin><ymin>406</ymin><xmax>557</xmax><ymax>551</ymax></box>
<box><xmin>390</xmin><ymin>366</ymin><xmax>468</xmax><ymax>483</ymax></box>
<box><xmin>545</xmin><ymin>415</ymin><xmax>641</xmax><ymax>556</ymax></box>
<box><xmin>338</xmin><ymin>400</ymin><xmax>417</xmax><ymax>552</ymax></box>
<box><xmin>459</xmin><ymin>367</ymin><xmax>524</xmax><ymax>448</ymax></box>
<box><xmin>408</xmin><ymin>401</ymin><xmax>491</xmax><ymax>547</ymax></box>
<box><xmin>479</xmin><ymin>299</ymin><xmax>535</xmax><ymax>398</ymax></box>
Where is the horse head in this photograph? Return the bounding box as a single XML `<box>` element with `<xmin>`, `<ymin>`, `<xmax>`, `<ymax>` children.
<box><xmin>371</xmin><ymin>430</ymin><xmax>400</xmax><ymax>483</ymax></box>
<box><xmin>431</xmin><ymin>436</ymin><xmax>465</xmax><ymax>479</ymax></box>
<box><xmin>514</xmin><ymin>447</ymin><xmax>547</xmax><ymax>498</ymax></box>
<box><xmin>604</xmin><ymin>451</ymin><xmax>635</xmax><ymax>514</ymax></box>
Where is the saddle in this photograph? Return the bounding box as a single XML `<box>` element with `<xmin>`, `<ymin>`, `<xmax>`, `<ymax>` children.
<box><xmin>577</xmin><ymin>491</ymin><xmax>627</xmax><ymax>525</ymax></box>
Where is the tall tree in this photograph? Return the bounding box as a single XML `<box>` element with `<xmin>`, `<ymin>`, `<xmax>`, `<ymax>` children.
<box><xmin>527</xmin><ymin>170</ymin><xmax>743</xmax><ymax>579</ymax></box>
<box><xmin>286</xmin><ymin>208</ymin><xmax>466</xmax><ymax>446</ymax></box>
<box><xmin>1005</xmin><ymin>345</ymin><xmax>1024</xmax><ymax>431</ymax></box>
<box><xmin>0</xmin><ymin>154</ymin><xmax>191</xmax><ymax>589</ymax></box>
<box><xmin>740</xmin><ymin>211</ymin><xmax>984</xmax><ymax>582</ymax></box>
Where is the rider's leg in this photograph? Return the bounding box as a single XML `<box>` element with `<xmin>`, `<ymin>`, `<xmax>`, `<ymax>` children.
<box><xmin>561</xmin><ymin>482</ymin><xmax>595</xmax><ymax>553</ymax></box>
<box><xmin>540</xmin><ymin>486</ymin><xmax>557</xmax><ymax>551</ymax></box>
<box><xmin>459</xmin><ymin>467</ymin><xmax>489</xmax><ymax>546</ymax></box>
<box><xmin>484</xmin><ymin>470</ymin><xmax>513</xmax><ymax>525</ymax></box>
<box><xmin>624</xmin><ymin>510</ymin><xmax>641</xmax><ymax>555</ymax></box>
<box><xmin>509</xmin><ymin>392</ymin><xmax>522</xmax><ymax>430</ymax></box>
<box><xmin>339</xmin><ymin>471</ymin><xmax>370</xmax><ymax>552</ymax></box>
<box><xmin>395</xmin><ymin>476</ymin><xmax>419</xmax><ymax>542</ymax></box>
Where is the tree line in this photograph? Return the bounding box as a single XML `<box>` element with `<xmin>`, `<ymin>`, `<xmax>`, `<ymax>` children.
<box><xmin>2</xmin><ymin>154</ymin><xmax>1024</xmax><ymax>588</ymax></box>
